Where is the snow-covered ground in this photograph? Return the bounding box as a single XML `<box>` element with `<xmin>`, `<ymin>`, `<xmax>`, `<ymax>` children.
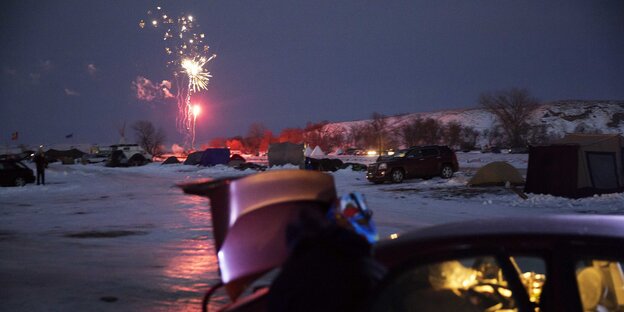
<box><xmin>1</xmin><ymin>154</ymin><xmax>623</xmax><ymax>311</ymax></box>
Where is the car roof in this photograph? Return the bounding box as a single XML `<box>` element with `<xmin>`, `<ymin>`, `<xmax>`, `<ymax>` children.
<box><xmin>374</xmin><ymin>215</ymin><xmax>624</xmax><ymax>265</ymax></box>
<box><xmin>408</xmin><ymin>145</ymin><xmax>445</xmax><ymax>149</ymax></box>
<box><xmin>399</xmin><ymin>215</ymin><xmax>624</xmax><ymax>239</ymax></box>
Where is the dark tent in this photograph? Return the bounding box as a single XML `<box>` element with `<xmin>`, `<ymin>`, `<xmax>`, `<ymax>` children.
<box><xmin>525</xmin><ymin>133</ymin><xmax>624</xmax><ymax>198</ymax></box>
<box><xmin>45</xmin><ymin>148</ymin><xmax>86</xmax><ymax>162</ymax></box>
<box><xmin>162</xmin><ymin>156</ymin><xmax>180</xmax><ymax>165</ymax></box>
<box><xmin>305</xmin><ymin>157</ymin><xmax>344</xmax><ymax>172</ymax></box>
<box><xmin>229</xmin><ymin>154</ymin><xmax>246</xmax><ymax>167</ymax></box>
<box><xmin>199</xmin><ymin>148</ymin><xmax>230</xmax><ymax>167</ymax></box>
<box><xmin>106</xmin><ymin>150</ymin><xmax>126</xmax><ymax>167</ymax></box>
<box><xmin>268</xmin><ymin>143</ymin><xmax>304</xmax><ymax>168</ymax></box>
<box><xmin>184</xmin><ymin>151</ymin><xmax>203</xmax><ymax>165</ymax></box>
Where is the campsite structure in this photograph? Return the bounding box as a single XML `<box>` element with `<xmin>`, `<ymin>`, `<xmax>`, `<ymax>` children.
<box><xmin>268</xmin><ymin>143</ymin><xmax>305</xmax><ymax>168</ymax></box>
<box><xmin>468</xmin><ymin>161</ymin><xmax>524</xmax><ymax>187</ymax></box>
<box><xmin>525</xmin><ymin>133</ymin><xmax>624</xmax><ymax>198</ymax></box>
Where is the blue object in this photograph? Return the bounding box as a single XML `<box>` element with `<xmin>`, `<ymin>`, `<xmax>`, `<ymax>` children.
<box><xmin>327</xmin><ymin>192</ymin><xmax>379</xmax><ymax>244</ymax></box>
<box><xmin>199</xmin><ymin>148</ymin><xmax>230</xmax><ymax>166</ymax></box>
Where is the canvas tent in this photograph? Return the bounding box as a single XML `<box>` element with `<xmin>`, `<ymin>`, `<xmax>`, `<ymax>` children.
<box><xmin>268</xmin><ymin>142</ymin><xmax>304</xmax><ymax>168</ymax></box>
<box><xmin>200</xmin><ymin>148</ymin><xmax>230</xmax><ymax>167</ymax></box>
<box><xmin>468</xmin><ymin>161</ymin><xmax>524</xmax><ymax>187</ymax></box>
<box><xmin>525</xmin><ymin>133</ymin><xmax>624</xmax><ymax>198</ymax></box>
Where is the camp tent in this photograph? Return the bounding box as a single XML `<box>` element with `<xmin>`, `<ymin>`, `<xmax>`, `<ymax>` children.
<box><xmin>525</xmin><ymin>133</ymin><xmax>624</xmax><ymax>198</ymax></box>
<box><xmin>162</xmin><ymin>156</ymin><xmax>180</xmax><ymax>165</ymax></box>
<box><xmin>268</xmin><ymin>142</ymin><xmax>304</xmax><ymax>168</ymax></box>
<box><xmin>45</xmin><ymin>148</ymin><xmax>86</xmax><ymax>163</ymax></box>
<box><xmin>228</xmin><ymin>154</ymin><xmax>246</xmax><ymax>167</ymax></box>
<box><xmin>200</xmin><ymin>148</ymin><xmax>230</xmax><ymax>166</ymax></box>
<box><xmin>184</xmin><ymin>151</ymin><xmax>203</xmax><ymax>165</ymax></box>
<box><xmin>304</xmin><ymin>146</ymin><xmax>313</xmax><ymax>157</ymax></box>
<box><xmin>309</xmin><ymin>146</ymin><xmax>325</xmax><ymax>158</ymax></box>
<box><xmin>468</xmin><ymin>161</ymin><xmax>524</xmax><ymax>187</ymax></box>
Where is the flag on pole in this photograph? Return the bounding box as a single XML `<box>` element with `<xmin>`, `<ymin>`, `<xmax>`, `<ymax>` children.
<box><xmin>11</xmin><ymin>131</ymin><xmax>18</xmax><ymax>141</ymax></box>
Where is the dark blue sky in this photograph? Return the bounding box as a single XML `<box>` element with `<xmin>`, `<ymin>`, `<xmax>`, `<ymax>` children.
<box><xmin>1</xmin><ymin>0</ymin><xmax>623</xmax><ymax>146</ymax></box>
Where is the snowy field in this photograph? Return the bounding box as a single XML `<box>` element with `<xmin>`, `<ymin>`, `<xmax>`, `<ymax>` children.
<box><xmin>1</xmin><ymin>153</ymin><xmax>623</xmax><ymax>311</ymax></box>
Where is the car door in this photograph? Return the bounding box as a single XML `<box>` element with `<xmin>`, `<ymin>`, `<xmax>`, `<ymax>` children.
<box><xmin>420</xmin><ymin>148</ymin><xmax>441</xmax><ymax>176</ymax></box>
<box><xmin>370</xmin><ymin>253</ymin><xmax>540</xmax><ymax>312</ymax></box>
<box><xmin>405</xmin><ymin>149</ymin><xmax>423</xmax><ymax>178</ymax></box>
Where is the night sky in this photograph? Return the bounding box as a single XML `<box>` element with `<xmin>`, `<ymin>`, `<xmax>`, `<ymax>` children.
<box><xmin>1</xmin><ymin>0</ymin><xmax>623</xmax><ymax>146</ymax></box>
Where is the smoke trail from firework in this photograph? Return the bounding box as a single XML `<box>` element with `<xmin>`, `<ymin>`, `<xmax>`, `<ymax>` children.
<box><xmin>140</xmin><ymin>6</ymin><xmax>216</xmax><ymax>149</ymax></box>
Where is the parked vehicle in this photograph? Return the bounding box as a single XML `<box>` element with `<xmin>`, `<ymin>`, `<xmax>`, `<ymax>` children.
<box><xmin>372</xmin><ymin>215</ymin><xmax>624</xmax><ymax>312</ymax></box>
<box><xmin>0</xmin><ymin>159</ymin><xmax>36</xmax><ymax>186</ymax></box>
<box><xmin>367</xmin><ymin>145</ymin><xmax>459</xmax><ymax>183</ymax></box>
<box><xmin>106</xmin><ymin>144</ymin><xmax>152</xmax><ymax>167</ymax></box>
<box><xmin>180</xmin><ymin>172</ymin><xmax>624</xmax><ymax>312</ymax></box>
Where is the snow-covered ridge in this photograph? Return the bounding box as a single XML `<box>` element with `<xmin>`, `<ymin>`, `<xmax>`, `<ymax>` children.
<box><xmin>324</xmin><ymin>100</ymin><xmax>624</xmax><ymax>141</ymax></box>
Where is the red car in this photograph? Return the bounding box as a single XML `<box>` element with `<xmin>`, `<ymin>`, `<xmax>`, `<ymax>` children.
<box><xmin>367</xmin><ymin>145</ymin><xmax>459</xmax><ymax>183</ymax></box>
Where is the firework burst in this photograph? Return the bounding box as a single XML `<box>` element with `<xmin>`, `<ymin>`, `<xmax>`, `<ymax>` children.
<box><xmin>139</xmin><ymin>6</ymin><xmax>216</xmax><ymax>149</ymax></box>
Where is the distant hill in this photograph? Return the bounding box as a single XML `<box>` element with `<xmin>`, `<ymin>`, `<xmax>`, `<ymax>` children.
<box><xmin>324</xmin><ymin>100</ymin><xmax>624</xmax><ymax>147</ymax></box>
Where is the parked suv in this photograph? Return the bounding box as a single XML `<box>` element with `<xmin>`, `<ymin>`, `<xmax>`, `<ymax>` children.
<box><xmin>366</xmin><ymin>145</ymin><xmax>459</xmax><ymax>183</ymax></box>
<box><xmin>0</xmin><ymin>159</ymin><xmax>36</xmax><ymax>186</ymax></box>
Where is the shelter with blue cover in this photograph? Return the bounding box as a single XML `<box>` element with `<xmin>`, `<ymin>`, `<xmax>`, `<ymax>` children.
<box><xmin>200</xmin><ymin>148</ymin><xmax>231</xmax><ymax>166</ymax></box>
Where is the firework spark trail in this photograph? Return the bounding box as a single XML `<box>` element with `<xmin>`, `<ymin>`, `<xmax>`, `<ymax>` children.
<box><xmin>140</xmin><ymin>6</ymin><xmax>216</xmax><ymax>149</ymax></box>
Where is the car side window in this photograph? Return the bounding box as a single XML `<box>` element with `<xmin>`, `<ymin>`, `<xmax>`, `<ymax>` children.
<box><xmin>421</xmin><ymin>148</ymin><xmax>439</xmax><ymax>157</ymax></box>
<box><xmin>575</xmin><ymin>259</ymin><xmax>624</xmax><ymax>312</ymax></box>
<box><xmin>371</xmin><ymin>256</ymin><xmax>521</xmax><ymax>312</ymax></box>
<box><xmin>406</xmin><ymin>149</ymin><xmax>422</xmax><ymax>158</ymax></box>
<box><xmin>511</xmin><ymin>256</ymin><xmax>546</xmax><ymax>307</ymax></box>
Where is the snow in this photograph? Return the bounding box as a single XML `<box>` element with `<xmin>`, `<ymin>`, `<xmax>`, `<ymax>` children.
<box><xmin>323</xmin><ymin>100</ymin><xmax>624</xmax><ymax>148</ymax></box>
<box><xmin>1</xmin><ymin>155</ymin><xmax>623</xmax><ymax>310</ymax></box>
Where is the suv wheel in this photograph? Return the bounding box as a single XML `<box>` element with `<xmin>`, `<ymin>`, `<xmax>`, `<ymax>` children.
<box><xmin>391</xmin><ymin>169</ymin><xmax>404</xmax><ymax>183</ymax></box>
<box><xmin>440</xmin><ymin>165</ymin><xmax>454</xmax><ymax>179</ymax></box>
<box><xmin>14</xmin><ymin>177</ymin><xmax>26</xmax><ymax>187</ymax></box>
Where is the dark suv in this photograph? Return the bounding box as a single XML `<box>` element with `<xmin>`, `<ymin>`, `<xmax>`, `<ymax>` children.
<box><xmin>366</xmin><ymin>145</ymin><xmax>459</xmax><ymax>183</ymax></box>
<box><xmin>0</xmin><ymin>159</ymin><xmax>36</xmax><ymax>186</ymax></box>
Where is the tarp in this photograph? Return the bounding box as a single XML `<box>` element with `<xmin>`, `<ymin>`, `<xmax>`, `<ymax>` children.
<box><xmin>183</xmin><ymin>152</ymin><xmax>203</xmax><ymax>165</ymax></box>
<box><xmin>199</xmin><ymin>148</ymin><xmax>230</xmax><ymax>167</ymax></box>
<box><xmin>309</xmin><ymin>146</ymin><xmax>325</xmax><ymax>158</ymax></box>
<box><xmin>268</xmin><ymin>142</ymin><xmax>304</xmax><ymax>168</ymax></box>
<box><xmin>468</xmin><ymin>161</ymin><xmax>524</xmax><ymax>186</ymax></box>
<box><xmin>525</xmin><ymin>133</ymin><xmax>624</xmax><ymax>198</ymax></box>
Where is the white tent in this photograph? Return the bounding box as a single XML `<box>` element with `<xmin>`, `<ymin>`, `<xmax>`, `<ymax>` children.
<box><xmin>304</xmin><ymin>146</ymin><xmax>314</xmax><ymax>157</ymax></box>
<box><xmin>310</xmin><ymin>146</ymin><xmax>325</xmax><ymax>158</ymax></box>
